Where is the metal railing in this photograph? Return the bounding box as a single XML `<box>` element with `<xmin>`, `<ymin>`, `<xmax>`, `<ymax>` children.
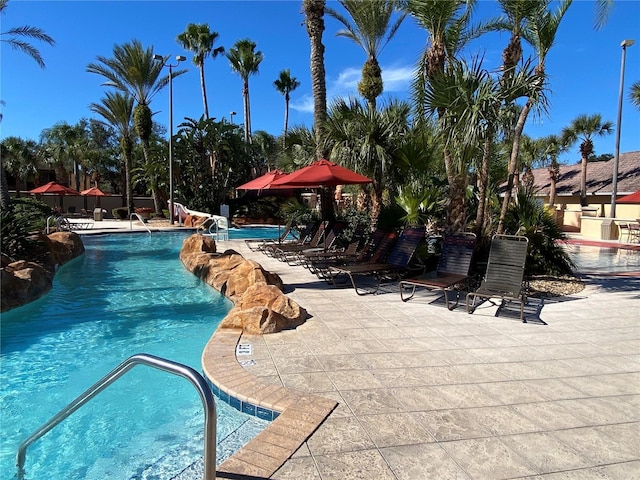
<box><xmin>16</xmin><ymin>353</ymin><xmax>217</xmax><ymax>480</ymax></box>
<box><xmin>130</xmin><ymin>213</ymin><xmax>152</xmax><ymax>234</ymax></box>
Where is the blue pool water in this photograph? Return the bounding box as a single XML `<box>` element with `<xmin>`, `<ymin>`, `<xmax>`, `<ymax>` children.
<box><xmin>566</xmin><ymin>244</ymin><xmax>640</xmax><ymax>274</ymax></box>
<box><xmin>0</xmin><ymin>231</ymin><xmax>269</xmax><ymax>480</ymax></box>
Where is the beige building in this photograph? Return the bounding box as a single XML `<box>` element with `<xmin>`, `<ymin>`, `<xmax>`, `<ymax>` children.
<box><xmin>527</xmin><ymin>151</ymin><xmax>640</xmax><ymax>240</ymax></box>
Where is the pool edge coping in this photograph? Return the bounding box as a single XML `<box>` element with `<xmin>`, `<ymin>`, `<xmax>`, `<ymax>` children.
<box><xmin>202</xmin><ymin>327</ymin><xmax>337</xmax><ymax>478</ymax></box>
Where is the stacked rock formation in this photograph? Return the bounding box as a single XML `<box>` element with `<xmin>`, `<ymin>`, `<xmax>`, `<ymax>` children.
<box><xmin>1</xmin><ymin>232</ymin><xmax>85</xmax><ymax>312</ymax></box>
<box><xmin>179</xmin><ymin>234</ymin><xmax>306</xmax><ymax>334</ymax></box>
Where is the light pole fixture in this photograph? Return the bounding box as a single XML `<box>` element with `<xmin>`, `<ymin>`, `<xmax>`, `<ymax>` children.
<box><xmin>230</xmin><ymin>111</ymin><xmax>237</xmax><ymax>124</ymax></box>
<box><xmin>154</xmin><ymin>53</ymin><xmax>186</xmax><ymax>225</ymax></box>
<box><xmin>610</xmin><ymin>39</ymin><xmax>634</xmax><ymax>219</ymax></box>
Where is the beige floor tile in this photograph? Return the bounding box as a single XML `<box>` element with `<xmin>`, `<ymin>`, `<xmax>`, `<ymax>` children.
<box><xmin>442</xmin><ymin>437</ymin><xmax>536</xmax><ymax>480</ymax></box>
<box><xmin>340</xmin><ymin>388</ymin><xmax>405</xmax><ymax>415</ymax></box>
<box><xmin>358</xmin><ymin>412</ymin><xmax>433</xmax><ymax>448</ymax></box>
<box><xmin>551</xmin><ymin>425</ymin><xmax>640</xmax><ymax>465</ymax></box>
<box><xmin>305</xmin><ymin>416</ymin><xmax>375</xmax><ymax>456</ymax></box>
<box><xmin>381</xmin><ymin>443</ymin><xmax>472</xmax><ymax>480</ymax></box>
<box><xmin>314</xmin><ymin>449</ymin><xmax>396</xmax><ymax>480</ymax></box>
<box><xmin>465</xmin><ymin>405</ymin><xmax>542</xmax><ymax>435</ymax></box>
<box><xmin>325</xmin><ymin>369</ymin><xmax>385</xmax><ymax>390</ymax></box>
<box><xmin>413</xmin><ymin>409</ymin><xmax>490</xmax><ymax>441</ymax></box>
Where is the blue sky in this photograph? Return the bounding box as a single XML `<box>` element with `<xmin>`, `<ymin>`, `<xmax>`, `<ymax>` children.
<box><xmin>1</xmin><ymin>0</ymin><xmax>639</xmax><ymax>165</ymax></box>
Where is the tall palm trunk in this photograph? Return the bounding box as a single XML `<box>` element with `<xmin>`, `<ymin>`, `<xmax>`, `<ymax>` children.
<box><xmin>548</xmin><ymin>164</ymin><xmax>558</xmax><ymax>206</ymax></box>
<box><xmin>497</xmin><ymin>97</ymin><xmax>533</xmax><ymax>233</ymax></box>
<box><xmin>242</xmin><ymin>79</ymin><xmax>251</xmax><ymax>145</ymax></box>
<box><xmin>444</xmin><ymin>150</ymin><xmax>467</xmax><ymax>233</ymax></box>
<box><xmin>200</xmin><ymin>64</ymin><xmax>209</xmax><ymax>119</ymax></box>
<box><xmin>0</xmin><ymin>166</ymin><xmax>11</xmax><ymax>210</ymax></box>
<box><xmin>304</xmin><ymin>0</ymin><xmax>328</xmax><ymax>159</ymax></box>
<box><xmin>474</xmin><ymin>133</ymin><xmax>492</xmax><ymax>236</ymax></box>
<box><xmin>283</xmin><ymin>92</ymin><xmax>290</xmax><ymax>150</ymax></box>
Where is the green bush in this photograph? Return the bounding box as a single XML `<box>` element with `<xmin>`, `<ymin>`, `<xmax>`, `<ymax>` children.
<box><xmin>503</xmin><ymin>187</ymin><xmax>575</xmax><ymax>276</ymax></box>
<box><xmin>1</xmin><ymin>198</ymin><xmax>50</xmax><ymax>260</ymax></box>
<box><xmin>112</xmin><ymin>207</ymin><xmax>128</xmax><ymax>219</ymax></box>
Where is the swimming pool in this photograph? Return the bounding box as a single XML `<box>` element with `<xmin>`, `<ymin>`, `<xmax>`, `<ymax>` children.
<box><xmin>566</xmin><ymin>244</ymin><xmax>640</xmax><ymax>274</ymax></box>
<box><xmin>0</xmin><ymin>231</ymin><xmax>269</xmax><ymax>479</ymax></box>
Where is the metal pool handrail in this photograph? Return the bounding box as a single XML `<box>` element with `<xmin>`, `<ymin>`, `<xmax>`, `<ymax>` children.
<box><xmin>16</xmin><ymin>353</ymin><xmax>217</xmax><ymax>480</ymax></box>
<box><xmin>130</xmin><ymin>212</ymin><xmax>152</xmax><ymax>234</ymax></box>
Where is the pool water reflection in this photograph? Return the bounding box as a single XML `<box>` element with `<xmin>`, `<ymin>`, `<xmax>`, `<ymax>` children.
<box><xmin>566</xmin><ymin>244</ymin><xmax>640</xmax><ymax>274</ymax></box>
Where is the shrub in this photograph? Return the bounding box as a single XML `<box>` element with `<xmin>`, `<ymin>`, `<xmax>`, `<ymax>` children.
<box><xmin>112</xmin><ymin>207</ymin><xmax>128</xmax><ymax>219</ymax></box>
<box><xmin>503</xmin><ymin>187</ymin><xmax>575</xmax><ymax>276</ymax></box>
<box><xmin>1</xmin><ymin>198</ymin><xmax>50</xmax><ymax>261</ymax></box>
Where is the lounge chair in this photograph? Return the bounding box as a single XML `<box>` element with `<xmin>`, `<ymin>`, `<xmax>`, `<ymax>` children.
<box><xmin>329</xmin><ymin>227</ymin><xmax>425</xmax><ymax>295</ymax></box>
<box><xmin>245</xmin><ymin>221</ymin><xmax>296</xmax><ymax>252</ymax></box>
<box><xmin>262</xmin><ymin>221</ymin><xmax>317</xmax><ymax>257</ymax></box>
<box><xmin>304</xmin><ymin>222</ymin><xmax>368</xmax><ymax>273</ymax></box>
<box><xmin>271</xmin><ymin>221</ymin><xmax>327</xmax><ymax>262</ymax></box>
<box><xmin>466</xmin><ymin>234</ymin><xmax>529</xmax><ymax>322</ymax></box>
<box><xmin>399</xmin><ymin>232</ymin><xmax>477</xmax><ymax>309</ymax></box>
<box><xmin>307</xmin><ymin>226</ymin><xmax>386</xmax><ymax>281</ymax></box>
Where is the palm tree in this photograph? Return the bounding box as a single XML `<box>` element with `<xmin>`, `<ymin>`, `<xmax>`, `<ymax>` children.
<box><xmin>90</xmin><ymin>91</ymin><xmax>136</xmax><ymax>213</ymax></box>
<box><xmin>87</xmin><ymin>39</ymin><xmax>186</xmax><ymax>214</ymax></box>
<box><xmin>496</xmin><ymin>0</ymin><xmax>571</xmax><ymax>233</ymax></box>
<box><xmin>630</xmin><ymin>80</ymin><xmax>640</xmax><ymax>110</ymax></box>
<box><xmin>326</xmin><ymin>0</ymin><xmax>406</xmax><ymax>110</ymax></box>
<box><xmin>537</xmin><ymin>134</ymin><xmax>568</xmax><ymax>206</ymax></box>
<box><xmin>176</xmin><ymin>23</ymin><xmax>225</xmax><ymax>119</ymax></box>
<box><xmin>0</xmin><ymin>0</ymin><xmax>55</xmax><ymax>209</ymax></box>
<box><xmin>0</xmin><ymin>0</ymin><xmax>55</xmax><ymax>68</ymax></box>
<box><xmin>273</xmin><ymin>69</ymin><xmax>301</xmax><ymax>150</ymax></box>
<box><xmin>303</xmin><ymin>0</ymin><xmax>329</xmax><ymax>159</ymax></box>
<box><xmin>0</xmin><ymin>136</ymin><xmax>39</xmax><ymax>197</ymax></box>
<box><xmin>404</xmin><ymin>0</ymin><xmax>475</xmax><ymax>232</ymax></box>
<box><xmin>561</xmin><ymin>113</ymin><xmax>613</xmax><ymax>206</ymax></box>
<box><xmin>39</xmin><ymin>121</ymin><xmax>90</xmax><ymax>192</ymax></box>
<box><xmin>325</xmin><ymin>97</ymin><xmax>411</xmax><ymax>222</ymax></box>
<box><xmin>226</xmin><ymin>39</ymin><xmax>263</xmax><ymax>146</ymax></box>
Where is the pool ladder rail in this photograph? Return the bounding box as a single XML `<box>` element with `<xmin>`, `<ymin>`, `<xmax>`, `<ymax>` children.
<box><xmin>15</xmin><ymin>353</ymin><xmax>218</xmax><ymax>480</ymax></box>
<box><xmin>130</xmin><ymin>212</ymin><xmax>153</xmax><ymax>234</ymax></box>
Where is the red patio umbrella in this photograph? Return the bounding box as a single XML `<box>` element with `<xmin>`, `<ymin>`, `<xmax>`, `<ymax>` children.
<box><xmin>29</xmin><ymin>181</ymin><xmax>80</xmax><ymax>211</ymax></box>
<box><xmin>81</xmin><ymin>186</ymin><xmax>109</xmax><ymax>209</ymax></box>
<box><xmin>617</xmin><ymin>189</ymin><xmax>640</xmax><ymax>204</ymax></box>
<box><xmin>236</xmin><ymin>169</ymin><xmax>291</xmax><ymax>190</ymax></box>
<box><xmin>270</xmin><ymin>159</ymin><xmax>372</xmax><ymax>188</ymax></box>
<box><xmin>271</xmin><ymin>159</ymin><xmax>372</xmax><ymax>249</ymax></box>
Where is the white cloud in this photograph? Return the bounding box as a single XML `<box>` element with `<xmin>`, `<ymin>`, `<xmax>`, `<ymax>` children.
<box><xmin>290</xmin><ymin>63</ymin><xmax>414</xmax><ymax>114</ymax></box>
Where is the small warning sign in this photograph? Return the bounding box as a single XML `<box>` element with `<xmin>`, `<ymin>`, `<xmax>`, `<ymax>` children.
<box><xmin>236</xmin><ymin>344</ymin><xmax>253</xmax><ymax>356</ymax></box>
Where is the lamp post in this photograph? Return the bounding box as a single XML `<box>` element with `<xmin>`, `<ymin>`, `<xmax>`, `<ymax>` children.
<box><xmin>230</xmin><ymin>111</ymin><xmax>236</xmax><ymax>124</ymax></box>
<box><xmin>610</xmin><ymin>39</ymin><xmax>634</xmax><ymax>219</ymax></box>
<box><xmin>154</xmin><ymin>53</ymin><xmax>186</xmax><ymax>225</ymax></box>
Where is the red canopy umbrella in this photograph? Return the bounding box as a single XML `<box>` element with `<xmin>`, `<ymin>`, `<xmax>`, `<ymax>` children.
<box><xmin>617</xmin><ymin>189</ymin><xmax>640</xmax><ymax>204</ymax></box>
<box><xmin>270</xmin><ymin>159</ymin><xmax>372</xmax><ymax>188</ymax></box>
<box><xmin>81</xmin><ymin>186</ymin><xmax>109</xmax><ymax>209</ymax></box>
<box><xmin>29</xmin><ymin>181</ymin><xmax>80</xmax><ymax>195</ymax></box>
<box><xmin>271</xmin><ymin>159</ymin><xmax>372</xmax><ymax>249</ymax></box>
<box><xmin>29</xmin><ymin>181</ymin><xmax>80</xmax><ymax>211</ymax></box>
<box><xmin>236</xmin><ymin>169</ymin><xmax>291</xmax><ymax>190</ymax></box>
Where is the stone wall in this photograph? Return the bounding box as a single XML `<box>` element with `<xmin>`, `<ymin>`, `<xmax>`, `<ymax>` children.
<box><xmin>1</xmin><ymin>232</ymin><xmax>85</xmax><ymax>312</ymax></box>
<box><xmin>179</xmin><ymin>234</ymin><xmax>306</xmax><ymax>334</ymax></box>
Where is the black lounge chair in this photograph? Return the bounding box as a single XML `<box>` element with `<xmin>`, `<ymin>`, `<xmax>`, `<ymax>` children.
<box><xmin>466</xmin><ymin>234</ymin><xmax>529</xmax><ymax>322</ymax></box>
<box><xmin>399</xmin><ymin>232</ymin><xmax>477</xmax><ymax>309</ymax></box>
<box><xmin>245</xmin><ymin>221</ymin><xmax>296</xmax><ymax>252</ymax></box>
<box><xmin>329</xmin><ymin>227</ymin><xmax>425</xmax><ymax>295</ymax></box>
<box><xmin>272</xmin><ymin>221</ymin><xmax>328</xmax><ymax>263</ymax></box>
<box><xmin>262</xmin><ymin>221</ymin><xmax>317</xmax><ymax>257</ymax></box>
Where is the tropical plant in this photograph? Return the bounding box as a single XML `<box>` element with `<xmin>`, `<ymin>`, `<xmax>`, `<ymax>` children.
<box><xmin>324</xmin><ymin>97</ymin><xmax>411</xmax><ymax>223</ymax></box>
<box><xmin>87</xmin><ymin>39</ymin><xmax>186</xmax><ymax>213</ymax></box>
<box><xmin>303</xmin><ymin>0</ymin><xmax>329</xmax><ymax>159</ymax></box>
<box><xmin>561</xmin><ymin>113</ymin><xmax>613</xmax><ymax>206</ymax></box>
<box><xmin>273</xmin><ymin>69</ymin><xmax>301</xmax><ymax>149</ymax></box>
<box><xmin>630</xmin><ymin>80</ymin><xmax>640</xmax><ymax>110</ymax></box>
<box><xmin>0</xmin><ymin>0</ymin><xmax>55</xmax><ymax>68</ymax></box>
<box><xmin>326</xmin><ymin>0</ymin><xmax>406</xmax><ymax>110</ymax></box>
<box><xmin>536</xmin><ymin>133</ymin><xmax>568</xmax><ymax>206</ymax></box>
<box><xmin>1</xmin><ymin>196</ymin><xmax>50</xmax><ymax>260</ymax></box>
<box><xmin>39</xmin><ymin>121</ymin><xmax>92</xmax><ymax>191</ymax></box>
<box><xmin>90</xmin><ymin>91</ymin><xmax>136</xmax><ymax>213</ymax></box>
<box><xmin>497</xmin><ymin>0</ymin><xmax>575</xmax><ymax>232</ymax></box>
<box><xmin>226</xmin><ymin>39</ymin><xmax>263</xmax><ymax>146</ymax></box>
<box><xmin>0</xmin><ymin>136</ymin><xmax>39</xmax><ymax>197</ymax></box>
<box><xmin>503</xmin><ymin>186</ymin><xmax>574</xmax><ymax>276</ymax></box>
<box><xmin>0</xmin><ymin>0</ymin><xmax>55</xmax><ymax>210</ymax></box>
<box><xmin>176</xmin><ymin>23</ymin><xmax>225</xmax><ymax>119</ymax></box>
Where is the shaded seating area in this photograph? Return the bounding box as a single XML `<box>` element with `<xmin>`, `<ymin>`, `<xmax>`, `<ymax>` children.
<box><xmin>245</xmin><ymin>221</ymin><xmax>297</xmax><ymax>252</ymax></box>
<box><xmin>329</xmin><ymin>227</ymin><xmax>425</xmax><ymax>295</ymax></box>
<box><xmin>466</xmin><ymin>234</ymin><xmax>530</xmax><ymax>322</ymax></box>
<box><xmin>262</xmin><ymin>221</ymin><xmax>317</xmax><ymax>257</ymax></box>
<box><xmin>272</xmin><ymin>221</ymin><xmax>328</xmax><ymax>263</ymax></box>
<box><xmin>399</xmin><ymin>232</ymin><xmax>477</xmax><ymax>309</ymax></box>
